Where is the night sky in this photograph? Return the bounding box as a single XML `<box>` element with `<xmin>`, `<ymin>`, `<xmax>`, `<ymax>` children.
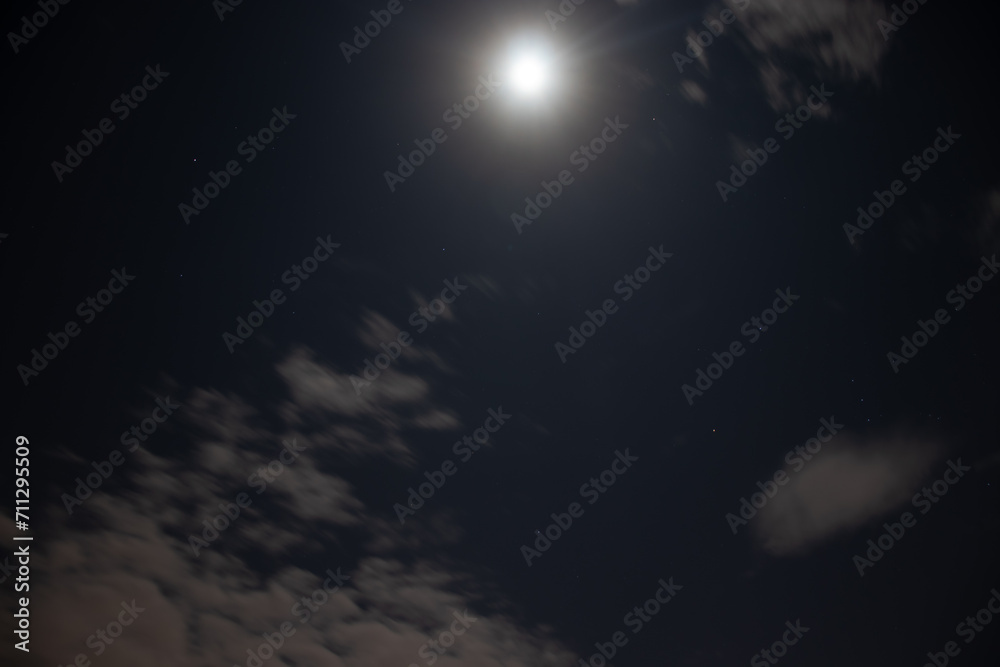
<box><xmin>3</xmin><ymin>1</ymin><xmax>1000</xmax><ymax>666</ymax></box>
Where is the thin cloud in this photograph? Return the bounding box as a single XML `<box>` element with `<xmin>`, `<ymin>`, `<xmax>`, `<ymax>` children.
<box><xmin>751</xmin><ymin>432</ymin><xmax>943</xmax><ymax>555</ymax></box>
<box><xmin>2</xmin><ymin>343</ymin><xmax>576</xmax><ymax>667</ymax></box>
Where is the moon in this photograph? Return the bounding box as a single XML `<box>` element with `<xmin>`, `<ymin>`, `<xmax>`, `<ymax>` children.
<box><xmin>507</xmin><ymin>51</ymin><xmax>550</xmax><ymax>96</ymax></box>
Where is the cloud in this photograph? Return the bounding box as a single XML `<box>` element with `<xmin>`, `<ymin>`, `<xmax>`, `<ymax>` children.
<box><xmin>678</xmin><ymin>0</ymin><xmax>887</xmax><ymax>112</ymax></box>
<box><xmin>1</xmin><ymin>341</ymin><xmax>575</xmax><ymax>667</ymax></box>
<box><xmin>734</xmin><ymin>0</ymin><xmax>887</xmax><ymax>110</ymax></box>
<box><xmin>275</xmin><ymin>346</ymin><xmax>455</xmax><ymax>465</ymax></box>
<box><xmin>751</xmin><ymin>432</ymin><xmax>943</xmax><ymax>555</ymax></box>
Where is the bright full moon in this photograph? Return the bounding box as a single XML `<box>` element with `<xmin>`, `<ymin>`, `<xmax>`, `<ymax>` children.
<box><xmin>508</xmin><ymin>52</ymin><xmax>550</xmax><ymax>95</ymax></box>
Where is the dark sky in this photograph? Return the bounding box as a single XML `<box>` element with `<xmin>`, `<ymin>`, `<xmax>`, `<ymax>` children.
<box><xmin>3</xmin><ymin>1</ymin><xmax>1000</xmax><ymax>666</ymax></box>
